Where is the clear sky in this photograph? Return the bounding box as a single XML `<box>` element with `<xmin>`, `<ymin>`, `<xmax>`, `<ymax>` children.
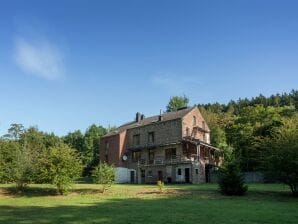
<box><xmin>0</xmin><ymin>0</ymin><xmax>297</xmax><ymax>136</ymax></box>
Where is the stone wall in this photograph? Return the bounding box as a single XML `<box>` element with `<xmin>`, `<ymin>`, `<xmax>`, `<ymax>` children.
<box><xmin>126</xmin><ymin>119</ymin><xmax>182</xmax><ymax>148</ymax></box>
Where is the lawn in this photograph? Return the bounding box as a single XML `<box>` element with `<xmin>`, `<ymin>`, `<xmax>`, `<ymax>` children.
<box><xmin>0</xmin><ymin>183</ymin><xmax>297</xmax><ymax>224</ymax></box>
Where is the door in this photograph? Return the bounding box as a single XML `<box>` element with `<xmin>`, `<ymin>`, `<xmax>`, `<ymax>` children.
<box><xmin>130</xmin><ymin>171</ymin><xmax>135</xmax><ymax>183</ymax></box>
<box><xmin>185</xmin><ymin>168</ymin><xmax>190</xmax><ymax>183</ymax></box>
<box><xmin>141</xmin><ymin>169</ymin><xmax>145</xmax><ymax>184</ymax></box>
<box><xmin>158</xmin><ymin>170</ymin><xmax>163</xmax><ymax>181</ymax></box>
<box><xmin>205</xmin><ymin>164</ymin><xmax>212</xmax><ymax>183</ymax></box>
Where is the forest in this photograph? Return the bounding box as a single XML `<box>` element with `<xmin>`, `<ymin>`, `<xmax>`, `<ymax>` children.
<box><xmin>0</xmin><ymin>89</ymin><xmax>297</xmax><ymax>194</ymax></box>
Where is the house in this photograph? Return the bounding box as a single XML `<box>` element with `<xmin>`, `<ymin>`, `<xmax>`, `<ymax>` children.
<box><xmin>99</xmin><ymin>106</ymin><xmax>221</xmax><ymax>184</ymax></box>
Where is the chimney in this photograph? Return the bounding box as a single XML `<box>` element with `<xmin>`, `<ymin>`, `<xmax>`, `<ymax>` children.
<box><xmin>158</xmin><ymin>109</ymin><xmax>163</xmax><ymax>122</ymax></box>
<box><xmin>140</xmin><ymin>114</ymin><xmax>145</xmax><ymax>120</ymax></box>
<box><xmin>136</xmin><ymin>112</ymin><xmax>141</xmax><ymax>122</ymax></box>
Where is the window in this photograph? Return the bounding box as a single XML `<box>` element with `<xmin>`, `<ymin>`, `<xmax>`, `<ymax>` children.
<box><xmin>105</xmin><ymin>155</ymin><xmax>108</xmax><ymax>162</ymax></box>
<box><xmin>186</xmin><ymin>127</ymin><xmax>190</xmax><ymax>136</ymax></box>
<box><xmin>132</xmin><ymin>151</ymin><xmax>141</xmax><ymax>162</ymax></box>
<box><xmin>141</xmin><ymin>169</ymin><xmax>145</xmax><ymax>178</ymax></box>
<box><xmin>105</xmin><ymin>141</ymin><xmax>109</xmax><ymax>149</ymax></box>
<box><xmin>148</xmin><ymin>132</ymin><xmax>155</xmax><ymax>143</ymax></box>
<box><xmin>178</xmin><ymin>168</ymin><xmax>182</xmax><ymax>175</ymax></box>
<box><xmin>133</xmin><ymin>134</ymin><xmax>140</xmax><ymax>145</ymax></box>
<box><xmin>193</xmin><ymin>116</ymin><xmax>197</xmax><ymax>126</ymax></box>
<box><xmin>148</xmin><ymin>170</ymin><xmax>153</xmax><ymax>177</ymax></box>
<box><xmin>105</xmin><ymin>141</ymin><xmax>109</xmax><ymax>155</ymax></box>
<box><xmin>202</xmin><ymin>121</ymin><xmax>206</xmax><ymax>130</ymax></box>
<box><xmin>195</xmin><ymin>169</ymin><xmax>199</xmax><ymax>174</ymax></box>
<box><xmin>148</xmin><ymin>149</ymin><xmax>154</xmax><ymax>164</ymax></box>
<box><xmin>165</xmin><ymin>148</ymin><xmax>176</xmax><ymax>159</ymax></box>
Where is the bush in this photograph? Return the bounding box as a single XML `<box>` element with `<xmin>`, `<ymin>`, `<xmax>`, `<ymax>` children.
<box><xmin>0</xmin><ymin>140</ymin><xmax>32</xmax><ymax>191</ymax></box>
<box><xmin>218</xmin><ymin>160</ymin><xmax>248</xmax><ymax>196</ymax></box>
<box><xmin>92</xmin><ymin>163</ymin><xmax>115</xmax><ymax>193</ymax></box>
<box><xmin>39</xmin><ymin>144</ymin><xmax>82</xmax><ymax>195</ymax></box>
<box><xmin>157</xmin><ymin>181</ymin><xmax>164</xmax><ymax>193</ymax></box>
<box><xmin>261</xmin><ymin>115</ymin><xmax>298</xmax><ymax>196</ymax></box>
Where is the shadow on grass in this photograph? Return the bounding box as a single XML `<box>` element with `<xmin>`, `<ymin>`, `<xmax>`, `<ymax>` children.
<box><xmin>0</xmin><ymin>196</ymin><xmax>297</xmax><ymax>224</ymax></box>
<box><xmin>0</xmin><ymin>186</ymin><xmax>58</xmax><ymax>197</ymax></box>
<box><xmin>0</xmin><ymin>186</ymin><xmax>107</xmax><ymax>197</ymax></box>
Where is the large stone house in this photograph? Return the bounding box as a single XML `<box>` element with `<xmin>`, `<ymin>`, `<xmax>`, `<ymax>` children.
<box><xmin>99</xmin><ymin>106</ymin><xmax>221</xmax><ymax>184</ymax></box>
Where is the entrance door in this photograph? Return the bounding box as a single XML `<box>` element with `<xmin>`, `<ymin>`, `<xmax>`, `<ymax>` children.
<box><xmin>158</xmin><ymin>171</ymin><xmax>163</xmax><ymax>181</ymax></box>
<box><xmin>130</xmin><ymin>171</ymin><xmax>135</xmax><ymax>183</ymax></box>
<box><xmin>141</xmin><ymin>169</ymin><xmax>145</xmax><ymax>184</ymax></box>
<box><xmin>185</xmin><ymin>168</ymin><xmax>190</xmax><ymax>183</ymax></box>
<box><xmin>205</xmin><ymin>165</ymin><xmax>212</xmax><ymax>183</ymax></box>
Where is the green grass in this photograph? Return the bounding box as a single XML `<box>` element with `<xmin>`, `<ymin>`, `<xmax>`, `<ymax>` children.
<box><xmin>0</xmin><ymin>183</ymin><xmax>297</xmax><ymax>224</ymax></box>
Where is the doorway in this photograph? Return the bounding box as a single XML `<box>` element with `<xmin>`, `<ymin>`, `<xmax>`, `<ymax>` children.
<box><xmin>141</xmin><ymin>169</ymin><xmax>145</xmax><ymax>184</ymax></box>
<box><xmin>185</xmin><ymin>168</ymin><xmax>190</xmax><ymax>183</ymax></box>
<box><xmin>130</xmin><ymin>171</ymin><xmax>135</xmax><ymax>183</ymax></box>
<box><xmin>158</xmin><ymin>170</ymin><xmax>163</xmax><ymax>181</ymax></box>
<box><xmin>205</xmin><ymin>164</ymin><xmax>212</xmax><ymax>183</ymax></box>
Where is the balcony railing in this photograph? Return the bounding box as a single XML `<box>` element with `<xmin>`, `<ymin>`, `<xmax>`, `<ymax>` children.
<box><xmin>137</xmin><ymin>155</ymin><xmax>198</xmax><ymax>167</ymax></box>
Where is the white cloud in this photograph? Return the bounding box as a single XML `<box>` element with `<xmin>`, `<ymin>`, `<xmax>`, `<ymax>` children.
<box><xmin>14</xmin><ymin>37</ymin><xmax>64</xmax><ymax>80</ymax></box>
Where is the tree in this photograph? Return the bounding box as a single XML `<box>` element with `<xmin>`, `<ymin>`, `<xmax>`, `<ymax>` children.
<box><xmin>218</xmin><ymin>160</ymin><xmax>248</xmax><ymax>196</ymax></box>
<box><xmin>3</xmin><ymin>123</ymin><xmax>25</xmax><ymax>140</ymax></box>
<box><xmin>0</xmin><ymin>140</ymin><xmax>32</xmax><ymax>190</ymax></box>
<box><xmin>166</xmin><ymin>95</ymin><xmax>189</xmax><ymax>112</ymax></box>
<box><xmin>262</xmin><ymin>115</ymin><xmax>298</xmax><ymax>196</ymax></box>
<box><xmin>40</xmin><ymin>143</ymin><xmax>82</xmax><ymax>195</ymax></box>
<box><xmin>63</xmin><ymin>125</ymin><xmax>107</xmax><ymax>176</ymax></box>
<box><xmin>83</xmin><ymin>124</ymin><xmax>106</xmax><ymax>167</ymax></box>
<box><xmin>92</xmin><ymin>163</ymin><xmax>115</xmax><ymax>193</ymax></box>
<box><xmin>0</xmin><ymin>140</ymin><xmax>20</xmax><ymax>183</ymax></box>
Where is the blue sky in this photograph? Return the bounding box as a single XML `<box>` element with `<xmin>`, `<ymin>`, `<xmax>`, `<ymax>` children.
<box><xmin>0</xmin><ymin>0</ymin><xmax>297</xmax><ymax>136</ymax></box>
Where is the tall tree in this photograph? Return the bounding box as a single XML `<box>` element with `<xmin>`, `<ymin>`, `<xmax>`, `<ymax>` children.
<box><xmin>166</xmin><ymin>95</ymin><xmax>189</xmax><ymax>112</ymax></box>
<box><xmin>262</xmin><ymin>115</ymin><xmax>298</xmax><ymax>196</ymax></box>
<box><xmin>3</xmin><ymin>123</ymin><xmax>25</xmax><ymax>140</ymax></box>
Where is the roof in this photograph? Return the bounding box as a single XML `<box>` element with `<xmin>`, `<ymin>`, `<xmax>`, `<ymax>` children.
<box><xmin>103</xmin><ymin>106</ymin><xmax>196</xmax><ymax>137</ymax></box>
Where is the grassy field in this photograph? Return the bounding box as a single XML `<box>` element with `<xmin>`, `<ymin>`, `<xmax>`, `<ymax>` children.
<box><xmin>0</xmin><ymin>183</ymin><xmax>297</xmax><ymax>224</ymax></box>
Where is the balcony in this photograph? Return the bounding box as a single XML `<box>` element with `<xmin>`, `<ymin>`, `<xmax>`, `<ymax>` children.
<box><xmin>137</xmin><ymin>155</ymin><xmax>198</xmax><ymax>167</ymax></box>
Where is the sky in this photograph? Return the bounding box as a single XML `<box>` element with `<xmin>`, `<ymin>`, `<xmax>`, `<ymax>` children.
<box><xmin>0</xmin><ymin>0</ymin><xmax>298</xmax><ymax>136</ymax></box>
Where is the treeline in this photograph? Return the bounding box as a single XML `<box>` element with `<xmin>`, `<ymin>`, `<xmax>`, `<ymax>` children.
<box><xmin>198</xmin><ymin>90</ymin><xmax>298</xmax><ymax>171</ymax></box>
<box><xmin>0</xmin><ymin>124</ymin><xmax>109</xmax><ymax>193</ymax></box>
<box><xmin>198</xmin><ymin>89</ymin><xmax>298</xmax><ymax>115</ymax></box>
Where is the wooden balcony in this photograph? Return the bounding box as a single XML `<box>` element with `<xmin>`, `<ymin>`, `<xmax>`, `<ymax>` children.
<box><xmin>137</xmin><ymin>155</ymin><xmax>197</xmax><ymax>167</ymax></box>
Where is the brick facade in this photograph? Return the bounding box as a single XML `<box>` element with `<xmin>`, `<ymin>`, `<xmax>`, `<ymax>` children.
<box><xmin>99</xmin><ymin>107</ymin><xmax>220</xmax><ymax>184</ymax></box>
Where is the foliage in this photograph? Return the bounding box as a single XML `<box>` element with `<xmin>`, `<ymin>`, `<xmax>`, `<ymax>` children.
<box><xmin>157</xmin><ymin>180</ymin><xmax>164</xmax><ymax>193</ymax></box>
<box><xmin>2</xmin><ymin>123</ymin><xmax>25</xmax><ymax>140</ymax></box>
<box><xmin>261</xmin><ymin>115</ymin><xmax>298</xmax><ymax>196</ymax></box>
<box><xmin>39</xmin><ymin>144</ymin><xmax>82</xmax><ymax>195</ymax></box>
<box><xmin>92</xmin><ymin>163</ymin><xmax>115</xmax><ymax>192</ymax></box>
<box><xmin>166</xmin><ymin>95</ymin><xmax>189</xmax><ymax>112</ymax></box>
<box><xmin>0</xmin><ymin>140</ymin><xmax>33</xmax><ymax>190</ymax></box>
<box><xmin>218</xmin><ymin>160</ymin><xmax>248</xmax><ymax>196</ymax></box>
<box><xmin>63</xmin><ymin>125</ymin><xmax>107</xmax><ymax>176</ymax></box>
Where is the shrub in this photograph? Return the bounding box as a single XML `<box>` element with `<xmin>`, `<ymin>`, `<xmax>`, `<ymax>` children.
<box><xmin>261</xmin><ymin>115</ymin><xmax>298</xmax><ymax>196</ymax></box>
<box><xmin>40</xmin><ymin>144</ymin><xmax>82</xmax><ymax>195</ymax></box>
<box><xmin>0</xmin><ymin>140</ymin><xmax>32</xmax><ymax>191</ymax></box>
<box><xmin>92</xmin><ymin>163</ymin><xmax>115</xmax><ymax>193</ymax></box>
<box><xmin>218</xmin><ymin>160</ymin><xmax>248</xmax><ymax>196</ymax></box>
<box><xmin>157</xmin><ymin>181</ymin><xmax>164</xmax><ymax>193</ymax></box>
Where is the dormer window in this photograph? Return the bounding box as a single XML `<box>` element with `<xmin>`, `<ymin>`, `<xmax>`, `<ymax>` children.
<box><xmin>193</xmin><ymin>116</ymin><xmax>196</xmax><ymax>126</ymax></box>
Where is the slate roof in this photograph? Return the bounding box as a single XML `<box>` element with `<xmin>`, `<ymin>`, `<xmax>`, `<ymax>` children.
<box><xmin>103</xmin><ymin>106</ymin><xmax>196</xmax><ymax>137</ymax></box>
